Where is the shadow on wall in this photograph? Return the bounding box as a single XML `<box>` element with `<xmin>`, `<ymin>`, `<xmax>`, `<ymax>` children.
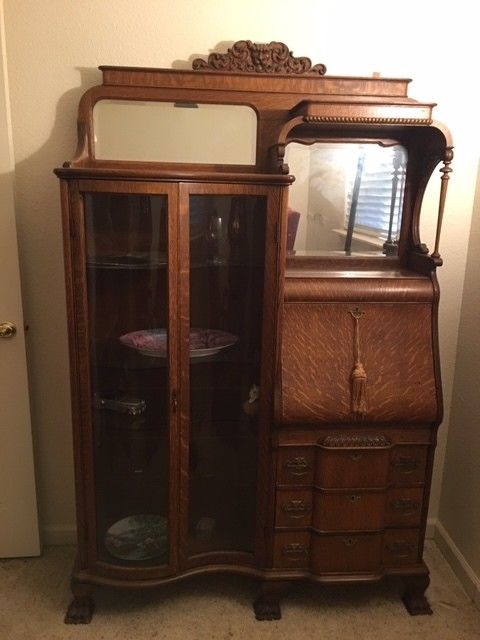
<box><xmin>12</xmin><ymin>66</ymin><xmax>102</xmax><ymax>533</ymax></box>
<box><xmin>171</xmin><ymin>40</ymin><xmax>235</xmax><ymax>69</ymax></box>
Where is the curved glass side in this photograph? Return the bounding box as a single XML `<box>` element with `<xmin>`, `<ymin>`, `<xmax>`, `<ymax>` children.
<box><xmin>85</xmin><ymin>192</ymin><xmax>170</xmax><ymax>568</ymax></box>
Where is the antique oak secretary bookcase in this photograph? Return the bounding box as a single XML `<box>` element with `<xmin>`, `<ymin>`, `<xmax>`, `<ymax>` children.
<box><xmin>55</xmin><ymin>41</ymin><xmax>452</xmax><ymax>623</ymax></box>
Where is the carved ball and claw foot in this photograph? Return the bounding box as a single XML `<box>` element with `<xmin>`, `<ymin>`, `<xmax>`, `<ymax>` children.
<box><xmin>402</xmin><ymin>574</ymin><xmax>433</xmax><ymax>616</ymax></box>
<box><xmin>65</xmin><ymin>580</ymin><xmax>95</xmax><ymax>624</ymax></box>
<box><xmin>253</xmin><ymin>581</ymin><xmax>289</xmax><ymax>621</ymax></box>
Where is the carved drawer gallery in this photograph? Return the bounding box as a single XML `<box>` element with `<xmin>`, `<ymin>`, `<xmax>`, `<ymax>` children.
<box><xmin>55</xmin><ymin>40</ymin><xmax>451</xmax><ymax>623</ymax></box>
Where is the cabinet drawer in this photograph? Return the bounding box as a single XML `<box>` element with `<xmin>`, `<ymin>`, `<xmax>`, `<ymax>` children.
<box><xmin>390</xmin><ymin>446</ymin><xmax>428</xmax><ymax>484</ymax></box>
<box><xmin>277</xmin><ymin>447</ymin><xmax>315</xmax><ymax>486</ymax></box>
<box><xmin>312</xmin><ymin>533</ymin><xmax>383</xmax><ymax>573</ymax></box>
<box><xmin>386</xmin><ymin>488</ymin><xmax>424</xmax><ymax>527</ymax></box>
<box><xmin>316</xmin><ymin>448</ymin><xmax>390</xmax><ymax>489</ymax></box>
<box><xmin>383</xmin><ymin>529</ymin><xmax>420</xmax><ymax>567</ymax></box>
<box><xmin>275</xmin><ymin>489</ymin><xmax>312</xmax><ymax>528</ymax></box>
<box><xmin>273</xmin><ymin>531</ymin><xmax>311</xmax><ymax>569</ymax></box>
<box><xmin>313</xmin><ymin>490</ymin><xmax>386</xmax><ymax>532</ymax></box>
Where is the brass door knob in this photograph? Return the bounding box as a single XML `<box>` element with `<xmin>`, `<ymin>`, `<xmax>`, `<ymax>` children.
<box><xmin>0</xmin><ymin>321</ymin><xmax>16</xmax><ymax>338</ymax></box>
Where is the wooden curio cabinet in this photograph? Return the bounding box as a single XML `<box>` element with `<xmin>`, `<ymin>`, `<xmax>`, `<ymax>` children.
<box><xmin>55</xmin><ymin>41</ymin><xmax>452</xmax><ymax>623</ymax></box>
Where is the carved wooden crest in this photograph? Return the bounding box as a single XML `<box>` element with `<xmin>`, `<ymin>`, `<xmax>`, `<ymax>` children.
<box><xmin>192</xmin><ymin>40</ymin><xmax>326</xmax><ymax>75</ymax></box>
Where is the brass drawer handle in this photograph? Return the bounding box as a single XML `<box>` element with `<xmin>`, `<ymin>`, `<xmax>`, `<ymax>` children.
<box><xmin>386</xmin><ymin>541</ymin><xmax>416</xmax><ymax>558</ymax></box>
<box><xmin>281</xmin><ymin>543</ymin><xmax>309</xmax><ymax>558</ymax></box>
<box><xmin>342</xmin><ymin>537</ymin><xmax>358</xmax><ymax>547</ymax></box>
<box><xmin>0</xmin><ymin>321</ymin><xmax>16</xmax><ymax>339</ymax></box>
<box><xmin>391</xmin><ymin>499</ymin><xmax>420</xmax><ymax>515</ymax></box>
<box><xmin>282</xmin><ymin>500</ymin><xmax>310</xmax><ymax>519</ymax></box>
<box><xmin>284</xmin><ymin>457</ymin><xmax>310</xmax><ymax>476</ymax></box>
<box><xmin>392</xmin><ymin>457</ymin><xmax>421</xmax><ymax>473</ymax></box>
<box><xmin>347</xmin><ymin>494</ymin><xmax>361</xmax><ymax>503</ymax></box>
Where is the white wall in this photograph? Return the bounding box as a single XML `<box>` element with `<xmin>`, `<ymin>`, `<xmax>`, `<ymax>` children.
<box><xmin>3</xmin><ymin>0</ymin><xmax>479</xmax><ymax>542</ymax></box>
<box><xmin>436</xmin><ymin>163</ymin><xmax>480</xmax><ymax>602</ymax></box>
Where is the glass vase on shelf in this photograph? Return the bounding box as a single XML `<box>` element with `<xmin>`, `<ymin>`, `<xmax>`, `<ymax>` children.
<box><xmin>205</xmin><ymin>208</ymin><xmax>224</xmax><ymax>265</ymax></box>
<box><xmin>228</xmin><ymin>197</ymin><xmax>247</xmax><ymax>264</ymax></box>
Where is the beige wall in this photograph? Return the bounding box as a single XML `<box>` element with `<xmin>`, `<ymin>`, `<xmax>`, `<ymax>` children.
<box><xmin>3</xmin><ymin>0</ymin><xmax>479</xmax><ymax>542</ymax></box>
<box><xmin>438</xmin><ymin>164</ymin><xmax>480</xmax><ymax>582</ymax></box>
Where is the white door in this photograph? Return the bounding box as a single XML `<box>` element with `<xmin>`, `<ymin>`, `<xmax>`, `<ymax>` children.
<box><xmin>0</xmin><ymin>6</ymin><xmax>40</xmax><ymax>557</ymax></box>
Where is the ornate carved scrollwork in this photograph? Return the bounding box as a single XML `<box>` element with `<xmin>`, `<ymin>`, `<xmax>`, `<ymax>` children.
<box><xmin>304</xmin><ymin>116</ymin><xmax>432</xmax><ymax>125</ymax></box>
<box><xmin>192</xmin><ymin>40</ymin><xmax>326</xmax><ymax>75</ymax></box>
<box><xmin>321</xmin><ymin>434</ymin><xmax>392</xmax><ymax>448</ymax></box>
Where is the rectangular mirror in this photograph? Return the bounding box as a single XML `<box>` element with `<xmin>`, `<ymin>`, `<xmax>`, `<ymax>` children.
<box><xmin>93</xmin><ymin>100</ymin><xmax>257</xmax><ymax>165</ymax></box>
<box><xmin>285</xmin><ymin>142</ymin><xmax>407</xmax><ymax>257</ymax></box>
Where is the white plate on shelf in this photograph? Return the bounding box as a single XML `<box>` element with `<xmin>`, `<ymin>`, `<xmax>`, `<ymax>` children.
<box><xmin>119</xmin><ymin>328</ymin><xmax>238</xmax><ymax>359</ymax></box>
<box><xmin>104</xmin><ymin>514</ymin><xmax>167</xmax><ymax>561</ymax></box>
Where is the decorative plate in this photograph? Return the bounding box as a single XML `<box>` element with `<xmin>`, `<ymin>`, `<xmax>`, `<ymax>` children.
<box><xmin>119</xmin><ymin>328</ymin><xmax>238</xmax><ymax>358</ymax></box>
<box><xmin>104</xmin><ymin>514</ymin><xmax>167</xmax><ymax>561</ymax></box>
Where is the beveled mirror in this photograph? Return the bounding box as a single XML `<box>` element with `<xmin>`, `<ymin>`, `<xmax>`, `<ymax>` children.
<box><xmin>285</xmin><ymin>142</ymin><xmax>408</xmax><ymax>257</ymax></box>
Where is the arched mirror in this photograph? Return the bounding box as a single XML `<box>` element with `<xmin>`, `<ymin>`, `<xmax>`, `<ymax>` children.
<box><xmin>285</xmin><ymin>142</ymin><xmax>408</xmax><ymax>257</ymax></box>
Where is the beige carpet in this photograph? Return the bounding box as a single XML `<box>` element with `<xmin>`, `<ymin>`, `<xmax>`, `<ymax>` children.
<box><xmin>0</xmin><ymin>541</ymin><xmax>479</xmax><ymax>639</ymax></box>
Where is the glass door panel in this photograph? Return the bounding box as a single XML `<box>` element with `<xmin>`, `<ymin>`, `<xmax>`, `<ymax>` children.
<box><xmin>186</xmin><ymin>194</ymin><xmax>267</xmax><ymax>556</ymax></box>
<box><xmin>85</xmin><ymin>192</ymin><xmax>170</xmax><ymax>567</ymax></box>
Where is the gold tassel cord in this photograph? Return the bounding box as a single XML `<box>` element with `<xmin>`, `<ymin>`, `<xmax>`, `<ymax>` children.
<box><xmin>350</xmin><ymin>308</ymin><xmax>367</xmax><ymax>418</ymax></box>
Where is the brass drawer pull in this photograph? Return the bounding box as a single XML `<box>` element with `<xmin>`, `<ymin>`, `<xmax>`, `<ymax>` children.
<box><xmin>391</xmin><ymin>499</ymin><xmax>420</xmax><ymax>515</ymax></box>
<box><xmin>342</xmin><ymin>537</ymin><xmax>358</xmax><ymax>547</ymax></box>
<box><xmin>387</xmin><ymin>541</ymin><xmax>416</xmax><ymax>558</ymax></box>
<box><xmin>0</xmin><ymin>321</ymin><xmax>16</xmax><ymax>339</ymax></box>
<box><xmin>282</xmin><ymin>500</ymin><xmax>310</xmax><ymax>519</ymax></box>
<box><xmin>348</xmin><ymin>494</ymin><xmax>361</xmax><ymax>503</ymax></box>
<box><xmin>392</xmin><ymin>457</ymin><xmax>420</xmax><ymax>473</ymax></box>
<box><xmin>284</xmin><ymin>457</ymin><xmax>310</xmax><ymax>476</ymax></box>
<box><xmin>281</xmin><ymin>543</ymin><xmax>309</xmax><ymax>558</ymax></box>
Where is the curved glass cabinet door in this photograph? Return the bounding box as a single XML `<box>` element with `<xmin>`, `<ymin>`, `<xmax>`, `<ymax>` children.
<box><xmin>185</xmin><ymin>192</ymin><xmax>267</xmax><ymax>559</ymax></box>
<box><xmin>84</xmin><ymin>191</ymin><xmax>171</xmax><ymax>568</ymax></box>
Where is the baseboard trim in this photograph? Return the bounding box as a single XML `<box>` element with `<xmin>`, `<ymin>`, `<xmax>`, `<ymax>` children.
<box><xmin>41</xmin><ymin>525</ymin><xmax>76</xmax><ymax>546</ymax></box>
<box><xmin>435</xmin><ymin>519</ymin><xmax>480</xmax><ymax>609</ymax></box>
<box><xmin>425</xmin><ymin>517</ymin><xmax>437</xmax><ymax>540</ymax></box>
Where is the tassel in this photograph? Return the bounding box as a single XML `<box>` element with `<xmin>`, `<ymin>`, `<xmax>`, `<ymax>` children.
<box><xmin>351</xmin><ymin>361</ymin><xmax>367</xmax><ymax>417</ymax></box>
<box><xmin>350</xmin><ymin>308</ymin><xmax>368</xmax><ymax>418</ymax></box>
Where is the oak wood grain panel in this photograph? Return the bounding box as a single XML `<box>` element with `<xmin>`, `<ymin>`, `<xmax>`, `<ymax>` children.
<box><xmin>100</xmin><ymin>66</ymin><xmax>410</xmax><ymax>97</ymax></box>
<box><xmin>281</xmin><ymin>302</ymin><xmax>437</xmax><ymax>424</ymax></box>
<box><xmin>313</xmin><ymin>490</ymin><xmax>386</xmax><ymax>532</ymax></box>
<box><xmin>284</xmin><ymin>277</ymin><xmax>433</xmax><ymax>302</ymax></box>
<box><xmin>315</xmin><ymin>448</ymin><xmax>391</xmax><ymax>489</ymax></box>
<box><xmin>311</xmin><ymin>533</ymin><xmax>383</xmax><ymax>573</ymax></box>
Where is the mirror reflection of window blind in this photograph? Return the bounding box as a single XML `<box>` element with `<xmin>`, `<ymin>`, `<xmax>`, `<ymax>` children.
<box><xmin>346</xmin><ymin>146</ymin><xmax>407</xmax><ymax>241</ymax></box>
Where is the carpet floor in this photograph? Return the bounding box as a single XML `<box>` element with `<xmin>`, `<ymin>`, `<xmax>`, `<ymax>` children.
<box><xmin>0</xmin><ymin>541</ymin><xmax>479</xmax><ymax>639</ymax></box>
